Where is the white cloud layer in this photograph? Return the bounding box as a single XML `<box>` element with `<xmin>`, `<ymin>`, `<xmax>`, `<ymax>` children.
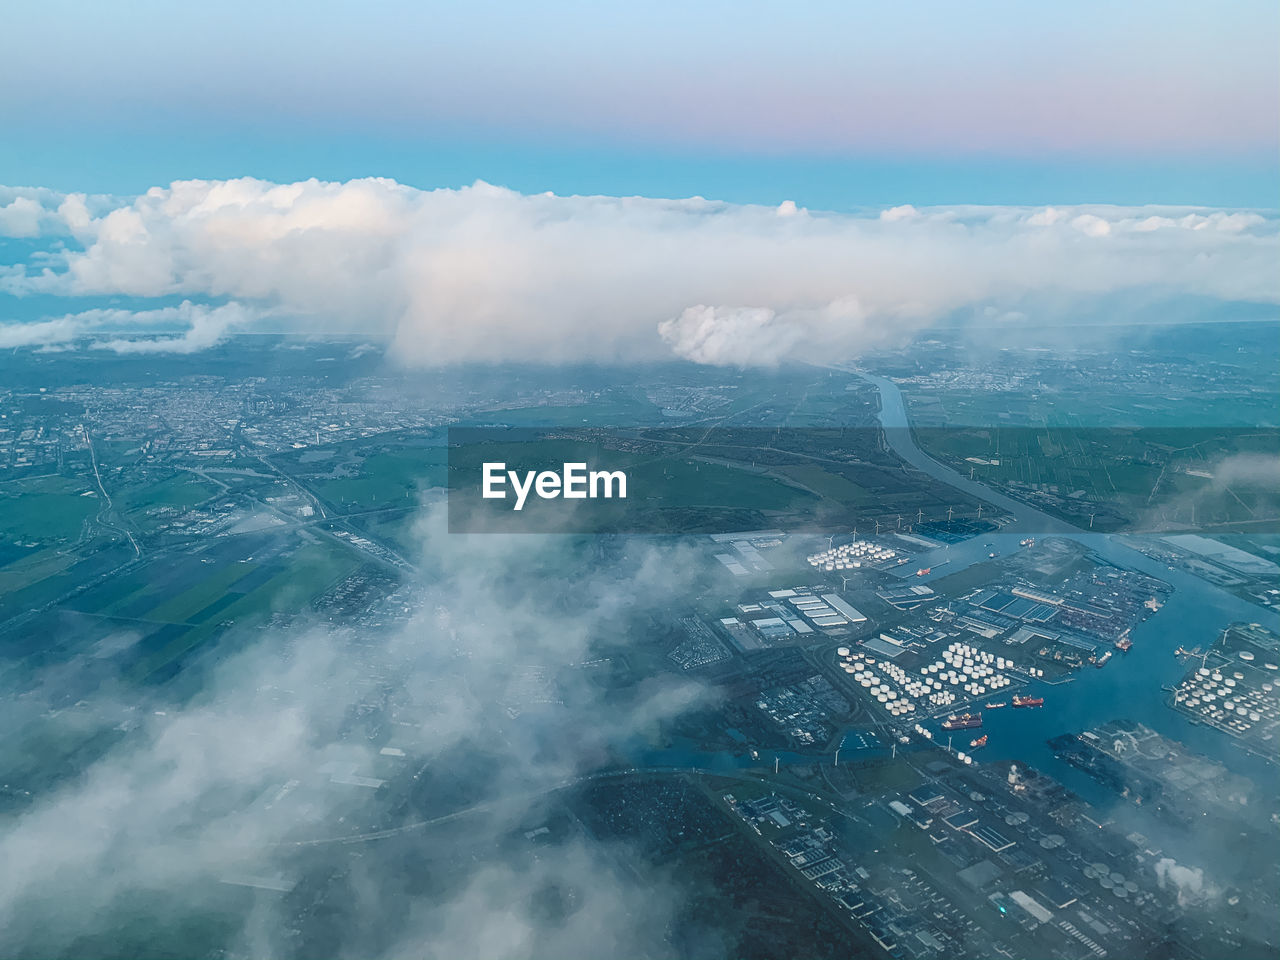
<box><xmin>2</xmin><ymin>178</ymin><xmax>1276</xmax><ymax>365</ymax></box>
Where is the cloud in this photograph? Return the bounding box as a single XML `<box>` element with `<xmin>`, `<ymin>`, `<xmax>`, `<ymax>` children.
<box><xmin>0</xmin><ymin>196</ymin><xmax>44</xmax><ymax>238</ymax></box>
<box><xmin>658</xmin><ymin>305</ymin><xmax>802</xmax><ymax>367</ymax></box>
<box><xmin>1154</xmin><ymin>857</ymin><xmax>1217</xmax><ymax>908</ymax></box>
<box><xmin>96</xmin><ymin>301</ymin><xmax>254</xmax><ymax>354</ymax></box>
<box><xmin>2</xmin><ymin>178</ymin><xmax>1277</xmax><ymax>366</ymax></box>
<box><xmin>1070</xmin><ymin>213</ymin><xmax>1112</xmax><ymax>238</ymax></box>
<box><xmin>0</xmin><ymin>301</ymin><xmax>254</xmax><ymax>352</ymax></box>
<box><xmin>1209</xmin><ymin>452</ymin><xmax>1280</xmax><ymax>489</ymax></box>
<box><xmin>0</xmin><ymin>186</ymin><xmax>117</xmax><ymax>239</ymax></box>
<box><xmin>0</xmin><ymin>315</ymin><xmax>89</xmax><ymax>348</ymax></box>
<box><xmin>879</xmin><ymin>204</ymin><xmax>919</xmax><ymax>222</ymax></box>
<box><xmin>0</xmin><ymin>503</ymin><xmax>714</xmax><ymax>957</ymax></box>
<box><xmin>658</xmin><ymin>296</ymin><xmax>881</xmax><ymax>366</ymax></box>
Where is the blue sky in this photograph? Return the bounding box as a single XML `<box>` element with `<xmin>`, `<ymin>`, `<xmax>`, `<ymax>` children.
<box><xmin>2</xmin><ymin>0</ymin><xmax>1276</xmax><ymax>207</ymax></box>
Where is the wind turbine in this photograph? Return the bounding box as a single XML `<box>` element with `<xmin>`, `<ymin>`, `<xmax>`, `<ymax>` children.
<box><xmin>840</xmin><ymin>575</ymin><xmax>853</xmax><ymax>591</ymax></box>
<box><xmin>947</xmin><ymin>506</ymin><xmax>954</xmax><ymax>522</ymax></box>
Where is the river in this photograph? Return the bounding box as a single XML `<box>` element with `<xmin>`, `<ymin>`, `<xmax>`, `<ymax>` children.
<box><xmin>624</xmin><ymin>374</ymin><xmax>1277</xmax><ymax>805</ymax></box>
<box><xmin>861</xmin><ymin>371</ymin><xmax>1279</xmax><ymax>799</ymax></box>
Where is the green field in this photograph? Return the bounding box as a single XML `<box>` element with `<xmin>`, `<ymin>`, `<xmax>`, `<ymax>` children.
<box><xmin>0</xmin><ymin>475</ymin><xmax>99</xmax><ymax>543</ymax></box>
<box><xmin>0</xmin><ymin>471</ymin><xmax>232</xmax><ymax>618</ymax></box>
<box><xmin>312</xmin><ymin>448</ymin><xmax>447</xmax><ymax>510</ymax></box>
<box><xmin>771</xmin><ymin>463</ymin><xmax>884</xmax><ymax>506</ymax></box>
<box><xmin>472</xmin><ymin>396</ymin><xmax>661</xmax><ymax>426</ymax></box>
<box><xmin>0</xmin><ymin>545</ymin><xmax>78</xmax><ymax>592</ymax></box>
<box><xmin>112</xmin><ymin>472</ymin><xmax>223</xmax><ymax>528</ymax></box>
<box><xmin>143</xmin><ymin>562</ymin><xmax>263</xmax><ymax>624</ymax></box>
<box><xmin>914</xmin><ymin>425</ymin><xmax>1280</xmax><ymax>530</ymax></box>
<box><xmin>47</xmin><ymin>531</ymin><xmax>363</xmax><ymax>683</ymax></box>
<box><xmin>0</xmin><ymin>542</ymin><xmax>137</xmax><ymax>623</ymax></box>
<box><xmin>903</xmin><ymin>386</ymin><xmax>1280</xmax><ymax>430</ymax></box>
<box><xmin>631</xmin><ymin>457</ymin><xmax>816</xmax><ymax>511</ymax></box>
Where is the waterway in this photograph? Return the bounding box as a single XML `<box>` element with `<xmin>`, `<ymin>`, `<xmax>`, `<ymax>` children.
<box><xmin>624</xmin><ymin>374</ymin><xmax>1278</xmax><ymax>809</ymax></box>
<box><xmin>862</xmin><ymin>372</ymin><xmax>1280</xmax><ymax>802</ymax></box>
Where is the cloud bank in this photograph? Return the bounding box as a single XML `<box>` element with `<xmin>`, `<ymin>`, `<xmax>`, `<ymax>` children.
<box><xmin>2</xmin><ymin>178</ymin><xmax>1276</xmax><ymax>365</ymax></box>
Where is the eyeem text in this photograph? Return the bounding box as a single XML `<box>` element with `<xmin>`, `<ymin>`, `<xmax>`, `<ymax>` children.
<box><xmin>481</xmin><ymin>462</ymin><xmax>627</xmax><ymax>511</ymax></box>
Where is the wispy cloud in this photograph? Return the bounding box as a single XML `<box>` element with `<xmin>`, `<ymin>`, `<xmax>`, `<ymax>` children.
<box><xmin>0</xmin><ymin>505</ymin><xmax>712</xmax><ymax>957</ymax></box>
<box><xmin>0</xmin><ymin>301</ymin><xmax>254</xmax><ymax>353</ymax></box>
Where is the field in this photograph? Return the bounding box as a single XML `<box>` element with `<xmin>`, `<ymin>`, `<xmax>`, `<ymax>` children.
<box><xmin>0</xmin><ymin>474</ymin><xmax>99</xmax><ymax>543</ymax></box>
<box><xmin>48</xmin><ymin>532</ymin><xmax>362</xmax><ymax>683</ymax></box>
<box><xmin>270</xmin><ymin>433</ymin><xmax>446</xmax><ymax>514</ymax></box>
<box><xmin>472</xmin><ymin>395</ymin><xmax>661</xmax><ymax>425</ymax></box>
<box><xmin>902</xmin><ymin>384</ymin><xmax>1280</xmax><ymax>430</ymax></box>
<box><xmin>112</xmin><ymin>472</ymin><xmax>223</xmax><ymax>530</ymax></box>
<box><xmin>0</xmin><ymin>471</ymin><xmax>238</xmax><ymax>620</ymax></box>
<box><xmin>309</xmin><ymin>448</ymin><xmax>447</xmax><ymax>510</ymax></box>
<box><xmin>914</xmin><ymin>425</ymin><xmax>1280</xmax><ymax>532</ymax></box>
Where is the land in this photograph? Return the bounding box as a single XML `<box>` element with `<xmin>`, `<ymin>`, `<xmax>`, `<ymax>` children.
<box><xmin>0</xmin><ymin>328</ymin><xmax>1277</xmax><ymax>959</ymax></box>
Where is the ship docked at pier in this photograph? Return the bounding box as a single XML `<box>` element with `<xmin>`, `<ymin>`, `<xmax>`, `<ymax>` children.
<box><xmin>941</xmin><ymin>712</ymin><xmax>983</xmax><ymax>730</ymax></box>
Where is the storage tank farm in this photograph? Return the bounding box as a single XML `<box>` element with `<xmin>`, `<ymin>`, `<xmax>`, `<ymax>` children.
<box><xmin>834</xmin><ymin>641</ymin><xmax>1044</xmax><ymax>721</ymax></box>
<box><xmin>807</xmin><ymin>539</ymin><xmax>896</xmax><ymax>571</ymax></box>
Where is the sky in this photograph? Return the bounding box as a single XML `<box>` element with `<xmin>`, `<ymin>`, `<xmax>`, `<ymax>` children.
<box><xmin>0</xmin><ymin>1</ymin><xmax>1276</xmax><ymax>360</ymax></box>
<box><xmin>2</xmin><ymin>0</ymin><xmax>1277</xmax><ymax>207</ymax></box>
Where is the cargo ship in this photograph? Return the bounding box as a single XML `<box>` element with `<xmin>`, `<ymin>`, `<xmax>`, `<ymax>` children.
<box><xmin>985</xmin><ymin>701</ymin><xmax>1006</xmax><ymax>709</ymax></box>
<box><xmin>941</xmin><ymin>712</ymin><xmax>983</xmax><ymax>730</ymax></box>
<box><xmin>1094</xmin><ymin>650</ymin><xmax>1113</xmax><ymax>668</ymax></box>
<box><xmin>1115</xmin><ymin>636</ymin><xmax>1133</xmax><ymax>653</ymax></box>
<box><xmin>1012</xmin><ymin>694</ymin><xmax>1044</xmax><ymax>708</ymax></box>
<box><xmin>969</xmin><ymin>734</ymin><xmax>988</xmax><ymax>750</ymax></box>
<box><xmin>1019</xmin><ymin>538</ymin><xmax>1036</xmax><ymax>547</ymax></box>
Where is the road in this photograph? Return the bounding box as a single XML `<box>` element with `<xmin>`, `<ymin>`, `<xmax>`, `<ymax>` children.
<box><xmin>82</xmin><ymin>423</ymin><xmax>141</xmax><ymax>558</ymax></box>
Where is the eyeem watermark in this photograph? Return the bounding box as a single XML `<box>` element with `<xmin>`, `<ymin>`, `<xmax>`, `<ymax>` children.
<box><xmin>449</xmin><ymin>425</ymin><xmax>1280</xmax><ymax>534</ymax></box>
<box><xmin>482</xmin><ymin>461</ymin><xmax>627</xmax><ymax>511</ymax></box>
